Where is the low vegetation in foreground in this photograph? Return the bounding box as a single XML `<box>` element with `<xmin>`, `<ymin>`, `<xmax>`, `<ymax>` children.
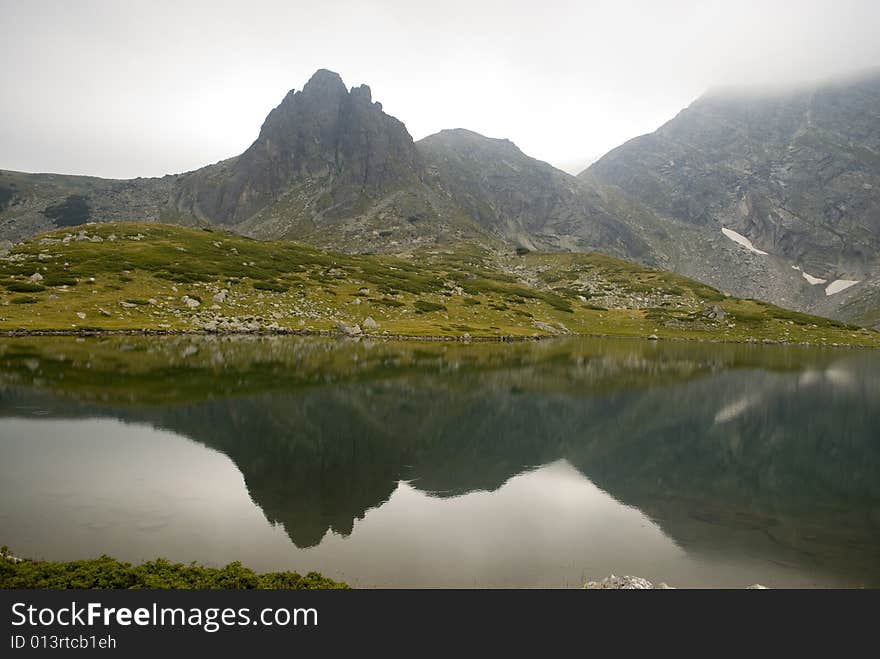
<box><xmin>0</xmin><ymin>222</ymin><xmax>876</xmax><ymax>346</ymax></box>
<box><xmin>0</xmin><ymin>548</ymin><xmax>347</xmax><ymax>589</ymax></box>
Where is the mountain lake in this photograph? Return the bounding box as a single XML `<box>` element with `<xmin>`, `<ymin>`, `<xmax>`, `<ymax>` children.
<box><xmin>0</xmin><ymin>335</ymin><xmax>878</xmax><ymax>587</ymax></box>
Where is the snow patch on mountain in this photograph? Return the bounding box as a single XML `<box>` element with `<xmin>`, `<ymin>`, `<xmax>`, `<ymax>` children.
<box><xmin>825</xmin><ymin>279</ymin><xmax>860</xmax><ymax>296</ymax></box>
<box><xmin>721</xmin><ymin>228</ymin><xmax>767</xmax><ymax>255</ymax></box>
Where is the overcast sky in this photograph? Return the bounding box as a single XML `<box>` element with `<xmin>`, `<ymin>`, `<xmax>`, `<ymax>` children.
<box><xmin>2</xmin><ymin>0</ymin><xmax>879</xmax><ymax>178</ymax></box>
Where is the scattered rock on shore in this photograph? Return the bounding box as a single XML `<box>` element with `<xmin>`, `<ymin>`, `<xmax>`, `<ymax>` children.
<box><xmin>584</xmin><ymin>575</ymin><xmax>769</xmax><ymax>589</ymax></box>
<box><xmin>336</xmin><ymin>321</ymin><xmax>362</xmax><ymax>336</ymax></box>
<box><xmin>584</xmin><ymin>575</ymin><xmax>654</xmax><ymax>589</ymax></box>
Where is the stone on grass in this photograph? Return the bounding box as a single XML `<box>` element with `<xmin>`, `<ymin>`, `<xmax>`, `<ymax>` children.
<box><xmin>336</xmin><ymin>321</ymin><xmax>362</xmax><ymax>337</ymax></box>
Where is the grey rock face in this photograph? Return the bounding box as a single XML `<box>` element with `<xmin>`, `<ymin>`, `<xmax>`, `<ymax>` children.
<box><xmin>586</xmin><ymin>71</ymin><xmax>880</xmax><ymax>325</ymax></box>
<box><xmin>362</xmin><ymin>316</ymin><xmax>379</xmax><ymax>330</ymax></box>
<box><xmin>173</xmin><ymin>69</ymin><xmax>423</xmax><ymax>229</ymax></box>
<box><xmin>418</xmin><ymin>128</ymin><xmax>655</xmax><ymax>261</ymax></box>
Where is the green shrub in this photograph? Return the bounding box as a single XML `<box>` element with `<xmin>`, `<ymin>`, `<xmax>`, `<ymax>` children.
<box><xmin>10</xmin><ymin>296</ymin><xmax>38</xmax><ymax>304</ymax></box>
<box><xmin>374</xmin><ymin>297</ymin><xmax>404</xmax><ymax>307</ymax></box>
<box><xmin>6</xmin><ymin>282</ymin><xmax>45</xmax><ymax>293</ymax></box>
<box><xmin>543</xmin><ymin>295</ymin><xmax>573</xmax><ymax>313</ymax></box>
<box><xmin>692</xmin><ymin>285</ymin><xmax>726</xmax><ymax>302</ymax></box>
<box><xmin>124</xmin><ymin>299</ymin><xmax>151</xmax><ymax>306</ymax></box>
<box><xmin>414</xmin><ymin>300</ymin><xmax>446</xmax><ymax>313</ymax></box>
<box><xmin>253</xmin><ymin>281</ymin><xmax>289</xmax><ymax>293</ymax></box>
<box><xmin>156</xmin><ymin>271</ymin><xmax>214</xmax><ymax>283</ymax></box>
<box><xmin>43</xmin><ymin>275</ymin><xmax>78</xmax><ymax>287</ymax></box>
<box><xmin>731</xmin><ymin>308</ymin><xmax>766</xmax><ymax>323</ymax></box>
<box><xmin>0</xmin><ymin>550</ymin><xmax>347</xmax><ymax>590</ymax></box>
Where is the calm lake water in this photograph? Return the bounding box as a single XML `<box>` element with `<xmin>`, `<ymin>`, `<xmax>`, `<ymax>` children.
<box><xmin>1</xmin><ymin>335</ymin><xmax>878</xmax><ymax>587</ymax></box>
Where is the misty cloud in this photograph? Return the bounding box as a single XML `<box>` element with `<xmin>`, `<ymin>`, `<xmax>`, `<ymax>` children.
<box><xmin>1</xmin><ymin>0</ymin><xmax>878</xmax><ymax>178</ymax></box>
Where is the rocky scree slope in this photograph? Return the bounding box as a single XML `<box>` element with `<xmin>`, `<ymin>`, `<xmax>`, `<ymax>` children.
<box><xmin>585</xmin><ymin>71</ymin><xmax>880</xmax><ymax>326</ymax></box>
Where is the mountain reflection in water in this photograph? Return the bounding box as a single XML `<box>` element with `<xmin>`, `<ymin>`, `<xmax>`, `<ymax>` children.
<box><xmin>0</xmin><ymin>335</ymin><xmax>878</xmax><ymax>587</ymax></box>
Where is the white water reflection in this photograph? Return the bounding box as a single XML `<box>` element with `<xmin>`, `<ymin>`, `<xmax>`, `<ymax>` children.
<box><xmin>0</xmin><ymin>417</ymin><xmax>849</xmax><ymax>588</ymax></box>
<box><xmin>0</xmin><ymin>418</ymin><xmax>292</xmax><ymax>566</ymax></box>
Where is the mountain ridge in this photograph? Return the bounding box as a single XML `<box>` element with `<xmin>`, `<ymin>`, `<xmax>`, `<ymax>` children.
<box><xmin>584</xmin><ymin>70</ymin><xmax>880</xmax><ymax>326</ymax></box>
<box><xmin>2</xmin><ymin>68</ymin><xmax>879</xmax><ymax>326</ymax></box>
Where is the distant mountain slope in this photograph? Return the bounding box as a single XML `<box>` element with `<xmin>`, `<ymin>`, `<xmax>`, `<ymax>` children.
<box><xmin>585</xmin><ymin>71</ymin><xmax>880</xmax><ymax>325</ymax></box>
<box><xmin>0</xmin><ymin>169</ymin><xmax>181</xmax><ymax>242</ymax></box>
<box><xmin>417</xmin><ymin>128</ymin><xmax>653</xmax><ymax>261</ymax></box>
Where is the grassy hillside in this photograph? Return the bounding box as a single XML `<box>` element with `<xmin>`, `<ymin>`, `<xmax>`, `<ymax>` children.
<box><xmin>0</xmin><ymin>222</ymin><xmax>876</xmax><ymax>346</ymax></box>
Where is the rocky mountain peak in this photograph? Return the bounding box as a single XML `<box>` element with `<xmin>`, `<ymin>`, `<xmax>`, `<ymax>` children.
<box><xmin>301</xmin><ymin>68</ymin><xmax>347</xmax><ymax>92</ymax></box>
<box><xmin>173</xmin><ymin>69</ymin><xmax>421</xmax><ymax>227</ymax></box>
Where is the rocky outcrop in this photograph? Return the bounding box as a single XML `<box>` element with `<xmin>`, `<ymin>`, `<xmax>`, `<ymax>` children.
<box><xmin>173</xmin><ymin>69</ymin><xmax>423</xmax><ymax>231</ymax></box>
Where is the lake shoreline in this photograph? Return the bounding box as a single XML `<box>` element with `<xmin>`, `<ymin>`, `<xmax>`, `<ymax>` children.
<box><xmin>0</xmin><ymin>326</ymin><xmax>876</xmax><ymax>349</ymax></box>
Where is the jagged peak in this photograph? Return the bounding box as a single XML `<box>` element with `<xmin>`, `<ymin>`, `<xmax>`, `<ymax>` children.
<box><xmin>302</xmin><ymin>68</ymin><xmax>347</xmax><ymax>93</ymax></box>
<box><xmin>349</xmin><ymin>83</ymin><xmax>372</xmax><ymax>104</ymax></box>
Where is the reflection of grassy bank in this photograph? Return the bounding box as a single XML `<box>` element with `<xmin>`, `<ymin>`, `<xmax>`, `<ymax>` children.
<box><xmin>1</xmin><ymin>222</ymin><xmax>876</xmax><ymax>345</ymax></box>
<box><xmin>0</xmin><ymin>548</ymin><xmax>347</xmax><ymax>589</ymax></box>
<box><xmin>0</xmin><ymin>334</ymin><xmax>866</xmax><ymax>406</ymax></box>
